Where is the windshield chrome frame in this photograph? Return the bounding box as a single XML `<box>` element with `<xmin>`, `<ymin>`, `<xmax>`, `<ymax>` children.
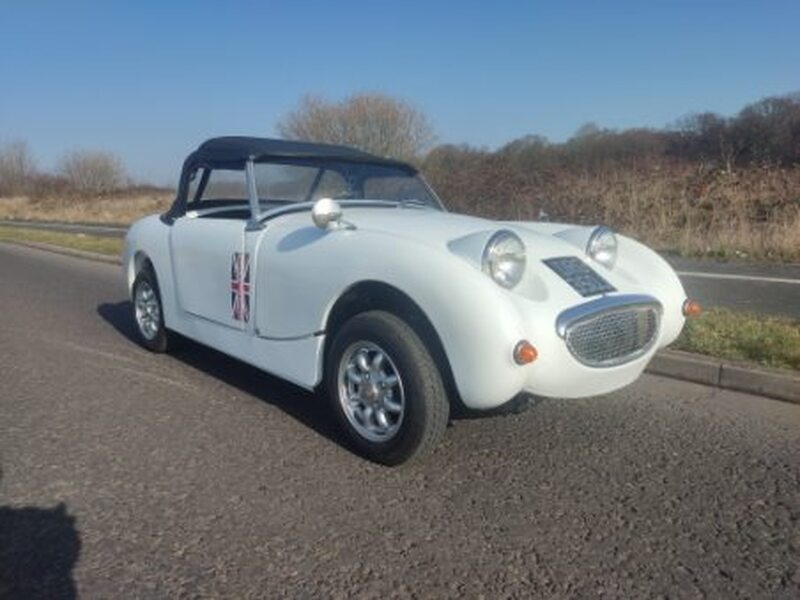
<box><xmin>245</xmin><ymin>158</ymin><xmax>262</xmax><ymax>230</ymax></box>
<box><xmin>417</xmin><ymin>173</ymin><xmax>447</xmax><ymax>212</ymax></box>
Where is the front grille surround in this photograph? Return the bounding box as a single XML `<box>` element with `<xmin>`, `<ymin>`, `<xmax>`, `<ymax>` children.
<box><xmin>557</xmin><ymin>295</ymin><xmax>661</xmax><ymax>368</ymax></box>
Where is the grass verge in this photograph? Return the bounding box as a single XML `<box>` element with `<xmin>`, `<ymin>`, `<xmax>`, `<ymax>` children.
<box><xmin>672</xmin><ymin>307</ymin><xmax>800</xmax><ymax>372</ymax></box>
<box><xmin>0</xmin><ymin>226</ymin><xmax>122</xmax><ymax>256</ymax></box>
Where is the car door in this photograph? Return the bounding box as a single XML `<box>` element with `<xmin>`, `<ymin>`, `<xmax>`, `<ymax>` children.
<box><xmin>170</xmin><ymin>167</ymin><xmax>251</xmax><ymax>330</ymax></box>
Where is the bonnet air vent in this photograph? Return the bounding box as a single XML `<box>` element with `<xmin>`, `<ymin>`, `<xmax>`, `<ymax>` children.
<box><xmin>543</xmin><ymin>257</ymin><xmax>616</xmax><ymax>297</ymax></box>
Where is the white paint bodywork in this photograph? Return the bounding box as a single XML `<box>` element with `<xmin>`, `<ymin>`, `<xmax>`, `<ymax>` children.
<box><xmin>123</xmin><ymin>204</ymin><xmax>687</xmax><ymax>409</ymax></box>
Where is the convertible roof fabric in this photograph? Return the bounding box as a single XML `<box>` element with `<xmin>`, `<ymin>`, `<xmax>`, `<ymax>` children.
<box><xmin>163</xmin><ymin>136</ymin><xmax>419</xmax><ymax>222</ymax></box>
<box><xmin>184</xmin><ymin>136</ymin><xmax>415</xmax><ymax>172</ymax></box>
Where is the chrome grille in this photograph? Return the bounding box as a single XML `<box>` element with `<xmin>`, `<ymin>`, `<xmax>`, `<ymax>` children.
<box><xmin>564</xmin><ymin>304</ymin><xmax>659</xmax><ymax>367</ymax></box>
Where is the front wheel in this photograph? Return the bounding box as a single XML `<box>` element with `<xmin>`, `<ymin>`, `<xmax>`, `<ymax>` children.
<box><xmin>325</xmin><ymin>311</ymin><xmax>450</xmax><ymax>465</ymax></box>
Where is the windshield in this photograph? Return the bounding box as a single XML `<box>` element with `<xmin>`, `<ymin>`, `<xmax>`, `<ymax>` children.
<box><xmin>252</xmin><ymin>160</ymin><xmax>441</xmax><ymax>210</ymax></box>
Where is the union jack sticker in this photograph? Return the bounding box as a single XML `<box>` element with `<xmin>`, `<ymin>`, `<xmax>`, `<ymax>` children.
<box><xmin>230</xmin><ymin>252</ymin><xmax>251</xmax><ymax>322</ymax></box>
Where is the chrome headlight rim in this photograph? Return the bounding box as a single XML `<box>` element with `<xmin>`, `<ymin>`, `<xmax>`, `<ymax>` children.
<box><xmin>586</xmin><ymin>226</ymin><xmax>618</xmax><ymax>269</ymax></box>
<box><xmin>482</xmin><ymin>229</ymin><xmax>527</xmax><ymax>289</ymax></box>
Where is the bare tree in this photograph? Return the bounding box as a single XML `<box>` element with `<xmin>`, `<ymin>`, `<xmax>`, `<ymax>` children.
<box><xmin>734</xmin><ymin>95</ymin><xmax>800</xmax><ymax>166</ymax></box>
<box><xmin>572</xmin><ymin>122</ymin><xmax>603</xmax><ymax>139</ymax></box>
<box><xmin>0</xmin><ymin>140</ymin><xmax>36</xmax><ymax>195</ymax></box>
<box><xmin>277</xmin><ymin>93</ymin><xmax>436</xmax><ymax>161</ymax></box>
<box><xmin>59</xmin><ymin>150</ymin><xmax>126</xmax><ymax>195</ymax></box>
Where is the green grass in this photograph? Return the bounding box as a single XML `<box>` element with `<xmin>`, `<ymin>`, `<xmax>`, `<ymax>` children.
<box><xmin>0</xmin><ymin>226</ymin><xmax>122</xmax><ymax>256</ymax></box>
<box><xmin>672</xmin><ymin>307</ymin><xmax>800</xmax><ymax>372</ymax></box>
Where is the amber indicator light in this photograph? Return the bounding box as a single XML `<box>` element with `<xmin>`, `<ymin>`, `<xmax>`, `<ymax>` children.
<box><xmin>682</xmin><ymin>299</ymin><xmax>702</xmax><ymax>317</ymax></box>
<box><xmin>514</xmin><ymin>341</ymin><xmax>538</xmax><ymax>365</ymax></box>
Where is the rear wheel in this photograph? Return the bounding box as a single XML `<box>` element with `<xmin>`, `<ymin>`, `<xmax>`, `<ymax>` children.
<box><xmin>325</xmin><ymin>311</ymin><xmax>449</xmax><ymax>465</ymax></box>
<box><xmin>132</xmin><ymin>268</ymin><xmax>169</xmax><ymax>353</ymax></box>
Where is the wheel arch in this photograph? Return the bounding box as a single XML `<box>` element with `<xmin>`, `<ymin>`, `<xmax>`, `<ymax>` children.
<box><xmin>128</xmin><ymin>251</ymin><xmax>155</xmax><ymax>295</ymax></box>
<box><xmin>322</xmin><ymin>280</ymin><xmax>461</xmax><ymax>406</ymax></box>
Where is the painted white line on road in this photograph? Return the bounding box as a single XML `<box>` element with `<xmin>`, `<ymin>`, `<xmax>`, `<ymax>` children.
<box><xmin>677</xmin><ymin>271</ymin><xmax>800</xmax><ymax>285</ymax></box>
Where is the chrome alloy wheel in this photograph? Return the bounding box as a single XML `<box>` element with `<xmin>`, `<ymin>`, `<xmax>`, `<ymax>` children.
<box><xmin>337</xmin><ymin>341</ymin><xmax>405</xmax><ymax>442</ymax></box>
<box><xmin>134</xmin><ymin>281</ymin><xmax>161</xmax><ymax>341</ymax></box>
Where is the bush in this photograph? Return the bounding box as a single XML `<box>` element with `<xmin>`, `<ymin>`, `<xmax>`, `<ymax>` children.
<box><xmin>0</xmin><ymin>140</ymin><xmax>36</xmax><ymax>196</ymax></box>
<box><xmin>423</xmin><ymin>147</ymin><xmax>800</xmax><ymax>261</ymax></box>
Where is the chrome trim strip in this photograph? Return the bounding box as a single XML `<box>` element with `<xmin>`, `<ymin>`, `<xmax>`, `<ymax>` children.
<box><xmin>245</xmin><ymin>158</ymin><xmax>262</xmax><ymax>230</ymax></box>
<box><xmin>255</xmin><ymin>328</ymin><xmax>325</xmax><ymax>341</ymax></box>
<box><xmin>556</xmin><ymin>293</ymin><xmax>661</xmax><ymax>338</ymax></box>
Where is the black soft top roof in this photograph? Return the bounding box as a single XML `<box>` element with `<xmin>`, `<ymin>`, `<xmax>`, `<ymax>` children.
<box><xmin>163</xmin><ymin>136</ymin><xmax>420</xmax><ymax>222</ymax></box>
<box><xmin>183</xmin><ymin>136</ymin><xmax>416</xmax><ymax>172</ymax></box>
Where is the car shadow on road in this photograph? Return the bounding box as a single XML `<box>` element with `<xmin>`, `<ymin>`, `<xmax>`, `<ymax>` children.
<box><xmin>0</xmin><ymin>473</ymin><xmax>82</xmax><ymax>599</ymax></box>
<box><xmin>96</xmin><ymin>301</ymin><xmax>347</xmax><ymax>449</ymax></box>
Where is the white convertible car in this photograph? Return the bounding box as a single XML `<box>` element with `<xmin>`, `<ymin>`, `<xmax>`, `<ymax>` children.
<box><xmin>124</xmin><ymin>137</ymin><xmax>698</xmax><ymax>464</ymax></box>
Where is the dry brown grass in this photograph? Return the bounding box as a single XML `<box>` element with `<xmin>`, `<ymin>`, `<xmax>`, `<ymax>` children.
<box><xmin>0</xmin><ymin>191</ymin><xmax>173</xmax><ymax>225</ymax></box>
<box><xmin>427</xmin><ymin>162</ymin><xmax>800</xmax><ymax>262</ymax></box>
<box><xmin>2</xmin><ymin>164</ymin><xmax>799</xmax><ymax>262</ymax></box>
<box><xmin>565</xmin><ymin>164</ymin><xmax>800</xmax><ymax>261</ymax></box>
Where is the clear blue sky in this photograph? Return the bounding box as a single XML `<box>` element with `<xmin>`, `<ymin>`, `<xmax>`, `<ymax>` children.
<box><xmin>1</xmin><ymin>0</ymin><xmax>797</xmax><ymax>184</ymax></box>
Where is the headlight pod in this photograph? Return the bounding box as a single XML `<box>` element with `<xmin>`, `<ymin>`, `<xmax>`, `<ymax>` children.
<box><xmin>586</xmin><ymin>226</ymin><xmax>617</xmax><ymax>268</ymax></box>
<box><xmin>482</xmin><ymin>230</ymin><xmax>526</xmax><ymax>288</ymax></box>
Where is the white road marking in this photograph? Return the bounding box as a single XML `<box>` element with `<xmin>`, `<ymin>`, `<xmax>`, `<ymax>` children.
<box><xmin>677</xmin><ymin>271</ymin><xmax>800</xmax><ymax>285</ymax></box>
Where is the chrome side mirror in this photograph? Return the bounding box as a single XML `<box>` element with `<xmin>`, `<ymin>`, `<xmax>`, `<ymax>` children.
<box><xmin>311</xmin><ymin>198</ymin><xmax>343</xmax><ymax>229</ymax></box>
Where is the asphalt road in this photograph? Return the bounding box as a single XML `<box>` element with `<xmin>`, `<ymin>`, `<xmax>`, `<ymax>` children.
<box><xmin>2</xmin><ymin>219</ymin><xmax>798</xmax><ymax>318</ymax></box>
<box><xmin>667</xmin><ymin>256</ymin><xmax>800</xmax><ymax>319</ymax></box>
<box><xmin>1</xmin><ymin>243</ymin><xmax>799</xmax><ymax>598</ymax></box>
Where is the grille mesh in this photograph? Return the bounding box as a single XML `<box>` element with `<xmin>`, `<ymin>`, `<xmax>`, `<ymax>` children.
<box><xmin>565</xmin><ymin>306</ymin><xmax>659</xmax><ymax>367</ymax></box>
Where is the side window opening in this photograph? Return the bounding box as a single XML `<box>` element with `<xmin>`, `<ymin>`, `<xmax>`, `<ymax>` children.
<box><xmin>186</xmin><ymin>168</ymin><xmax>204</xmax><ymax>204</ymax></box>
<box><xmin>186</xmin><ymin>168</ymin><xmax>250</xmax><ymax>220</ymax></box>
<box><xmin>200</xmin><ymin>169</ymin><xmax>248</xmax><ymax>203</ymax></box>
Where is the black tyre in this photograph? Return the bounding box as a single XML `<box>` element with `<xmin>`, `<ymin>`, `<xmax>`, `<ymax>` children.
<box><xmin>131</xmin><ymin>267</ymin><xmax>169</xmax><ymax>353</ymax></box>
<box><xmin>325</xmin><ymin>310</ymin><xmax>450</xmax><ymax>465</ymax></box>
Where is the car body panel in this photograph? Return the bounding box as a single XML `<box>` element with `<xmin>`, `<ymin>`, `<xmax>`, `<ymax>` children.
<box><xmin>122</xmin><ymin>137</ymin><xmax>689</xmax><ymax>411</ymax></box>
<box><xmin>124</xmin><ymin>200</ymin><xmax>687</xmax><ymax>409</ymax></box>
<box><xmin>171</xmin><ymin>218</ymin><xmax>246</xmax><ymax>330</ymax></box>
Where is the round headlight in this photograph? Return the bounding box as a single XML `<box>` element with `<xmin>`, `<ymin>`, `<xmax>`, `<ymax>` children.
<box><xmin>586</xmin><ymin>226</ymin><xmax>617</xmax><ymax>268</ymax></box>
<box><xmin>482</xmin><ymin>230</ymin><xmax>526</xmax><ymax>289</ymax></box>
